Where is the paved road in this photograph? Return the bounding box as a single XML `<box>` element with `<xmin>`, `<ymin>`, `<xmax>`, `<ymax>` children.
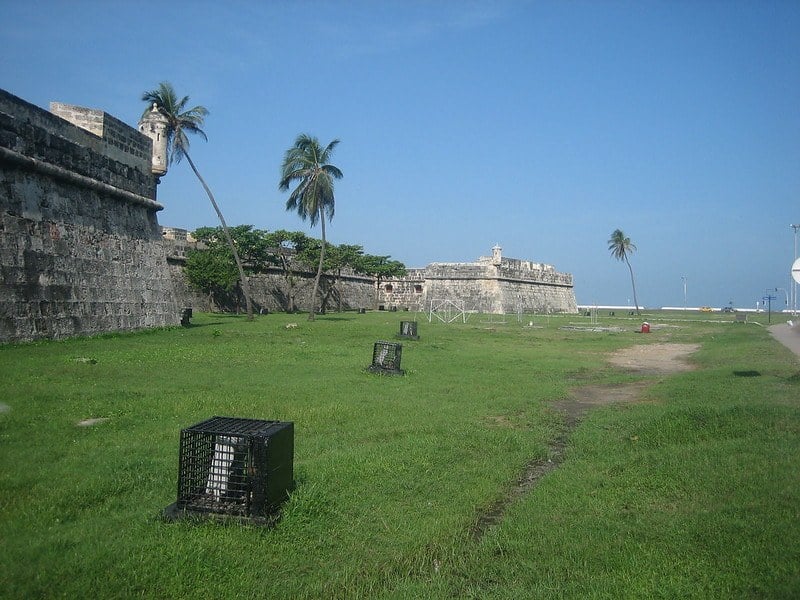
<box><xmin>769</xmin><ymin>321</ymin><xmax>800</xmax><ymax>360</ymax></box>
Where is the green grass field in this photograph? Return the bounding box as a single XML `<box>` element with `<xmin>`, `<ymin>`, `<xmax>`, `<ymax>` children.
<box><xmin>1</xmin><ymin>310</ymin><xmax>798</xmax><ymax>598</ymax></box>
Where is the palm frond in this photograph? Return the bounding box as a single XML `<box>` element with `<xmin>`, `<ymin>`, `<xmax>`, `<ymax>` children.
<box><xmin>608</xmin><ymin>229</ymin><xmax>636</xmax><ymax>261</ymax></box>
<box><xmin>321</xmin><ymin>164</ymin><xmax>344</xmax><ymax>180</ymax></box>
<box><xmin>141</xmin><ymin>81</ymin><xmax>208</xmax><ymax>166</ymax></box>
<box><xmin>279</xmin><ymin>133</ymin><xmax>341</xmax><ymax>232</ymax></box>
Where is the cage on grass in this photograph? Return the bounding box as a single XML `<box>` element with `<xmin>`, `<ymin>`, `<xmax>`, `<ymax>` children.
<box><xmin>397</xmin><ymin>320</ymin><xmax>419</xmax><ymax>340</ymax></box>
<box><xmin>367</xmin><ymin>341</ymin><xmax>404</xmax><ymax>375</ymax></box>
<box><xmin>164</xmin><ymin>417</ymin><xmax>294</xmax><ymax>523</ymax></box>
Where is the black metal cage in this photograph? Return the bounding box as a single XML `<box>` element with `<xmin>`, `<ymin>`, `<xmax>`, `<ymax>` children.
<box><xmin>171</xmin><ymin>416</ymin><xmax>293</xmax><ymax>520</ymax></box>
<box><xmin>398</xmin><ymin>320</ymin><xmax>419</xmax><ymax>340</ymax></box>
<box><xmin>368</xmin><ymin>341</ymin><xmax>404</xmax><ymax>375</ymax></box>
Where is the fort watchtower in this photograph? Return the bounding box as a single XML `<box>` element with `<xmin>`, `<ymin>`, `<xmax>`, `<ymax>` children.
<box><xmin>138</xmin><ymin>104</ymin><xmax>169</xmax><ymax>178</ymax></box>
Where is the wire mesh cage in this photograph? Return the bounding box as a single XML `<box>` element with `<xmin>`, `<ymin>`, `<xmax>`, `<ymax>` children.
<box><xmin>166</xmin><ymin>416</ymin><xmax>294</xmax><ymax>522</ymax></box>
<box><xmin>398</xmin><ymin>320</ymin><xmax>419</xmax><ymax>340</ymax></box>
<box><xmin>367</xmin><ymin>341</ymin><xmax>404</xmax><ymax>375</ymax></box>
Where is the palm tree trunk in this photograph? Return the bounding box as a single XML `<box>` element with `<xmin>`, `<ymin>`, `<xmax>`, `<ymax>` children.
<box><xmin>184</xmin><ymin>152</ymin><xmax>254</xmax><ymax>321</ymax></box>
<box><xmin>625</xmin><ymin>256</ymin><xmax>640</xmax><ymax>315</ymax></box>
<box><xmin>308</xmin><ymin>210</ymin><xmax>326</xmax><ymax>321</ymax></box>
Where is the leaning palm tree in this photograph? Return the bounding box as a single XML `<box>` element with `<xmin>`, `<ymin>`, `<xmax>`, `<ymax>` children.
<box><xmin>608</xmin><ymin>229</ymin><xmax>640</xmax><ymax>315</ymax></box>
<box><xmin>141</xmin><ymin>82</ymin><xmax>253</xmax><ymax>320</ymax></box>
<box><xmin>279</xmin><ymin>134</ymin><xmax>343</xmax><ymax>321</ymax></box>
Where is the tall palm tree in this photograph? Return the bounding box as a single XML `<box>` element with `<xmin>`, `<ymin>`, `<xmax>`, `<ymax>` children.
<box><xmin>608</xmin><ymin>229</ymin><xmax>640</xmax><ymax>315</ymax></box>
<box><xmin>141</xmin><ymin>81</ymin><xmax>253</xmax><ymax>320</ymax></box>
<box><xmin>279</xmin><ymin>134</ymin><xmax>343</xmax><ymax>321</ymax></box>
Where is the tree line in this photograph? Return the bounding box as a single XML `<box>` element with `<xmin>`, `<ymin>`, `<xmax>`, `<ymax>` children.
<box><xmin>184</xmin><ymin>225</ymin><xmax>407</xmax><ymax>314</ymax></box>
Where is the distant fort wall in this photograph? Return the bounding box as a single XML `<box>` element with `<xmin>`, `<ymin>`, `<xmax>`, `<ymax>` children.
<box><xmin>0</xmin><ymin>89</ymin><xmax>179</xmax><ymax>342</ymax></box>
<box><xmin>378</xmin><ymin>247</ymin><xmax>577</xmax><ymax>314</ymax></box>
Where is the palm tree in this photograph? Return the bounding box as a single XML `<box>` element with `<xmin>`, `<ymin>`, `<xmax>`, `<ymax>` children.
<box><xmin>608</xmin><ymin>229</ymin><xmax>640</xmax><ymax>315</ymax></box>
<box><xmin>279</xmin><ymin>134</ymin><xmax>343</xmax><ymax>321</ymax></box>
<box><xmin>141</xmin><ymin>81</ymin><xmax>253</xmax><ymax>320</ymax></box>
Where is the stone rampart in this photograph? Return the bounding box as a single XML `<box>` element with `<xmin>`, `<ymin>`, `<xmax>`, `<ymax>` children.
<box><xmin>49</xmin><ymin>102</ymin><xmax>153</xmax><ymax>179</ymax></box>
<box><xmin>380</xmin><ymin>251</ymin><xmax>577</xmax><ymax>314</ymax></box>
<box><xmin>0</xmin><ymin>89</ymin><xmax>179</xmax><ymax>342</ymax></box>
<box><xmin>248</xmin><ymin>269</ymin><xmax>375</xmax><ymax>313</ymax></box>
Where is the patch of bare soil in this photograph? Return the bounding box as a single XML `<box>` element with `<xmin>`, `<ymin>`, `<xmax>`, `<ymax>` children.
<box><xmin>606</xmin><ymin>342</ymin><xmax>701</xmax><ymax>375</ymax></box>
<box><xmin>470</xmin><ymin>343</ymin><xmax>699</xmax><ymax>541</ymax></box>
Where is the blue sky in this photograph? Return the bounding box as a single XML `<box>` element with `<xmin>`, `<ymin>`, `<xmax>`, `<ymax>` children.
<box><xmin>2</xmin><ymin>0</ymin><xmax>799</xmax><ymax>309</ymax></box>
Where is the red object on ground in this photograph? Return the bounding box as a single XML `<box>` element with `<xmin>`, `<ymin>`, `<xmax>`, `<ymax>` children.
<box><xmin>641</xmin><ymin>322</ymin><xmax>651</xmax><ymax>333</ymax></box>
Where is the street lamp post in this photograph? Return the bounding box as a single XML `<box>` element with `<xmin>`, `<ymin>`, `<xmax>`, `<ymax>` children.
<box><xmin>792</xmin><ymin>224</ymin><xmax>799</xmax><ymax>314</ymax></box>
<box><xmin>764</xmin><ymin>290</ymin><xmax>777</xmax><ymax>324</ymax></box>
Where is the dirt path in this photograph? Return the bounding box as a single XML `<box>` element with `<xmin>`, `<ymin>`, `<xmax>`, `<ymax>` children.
<box><xmin>470</xmin><ymin>343</ymin><xmax>700</xmax><ymax>540</ymax></box>
<box><xmin>557</xmin><ymin>343</ymin><xmax>701</xmax><ymax>425</ymax></box>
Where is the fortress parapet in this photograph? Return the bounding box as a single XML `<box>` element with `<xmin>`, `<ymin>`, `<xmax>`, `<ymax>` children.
<box><xmin>379</xmin><ymin>246</ymin><xmax>576</xmax><ymax>314</ymax></box>
<box><xmin>0</xmin><ymin>88</ymin><xmax>178</xmax><ymax>342</ymax></box>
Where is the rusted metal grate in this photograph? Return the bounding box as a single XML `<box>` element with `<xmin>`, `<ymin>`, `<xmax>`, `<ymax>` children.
<box><xmin>398</xmin><ymin>320</ymin><xmax>419</xmax><ymax>340</ymax></box>
<box><xmin>367</xmin><ymin>341</ymin><xmax>404</xmax><ymax>375</ymax></box>
<box><xmin>168</xmin><ymin>416</ymin><xmax>293</xmax><ymax>522</ymax></box>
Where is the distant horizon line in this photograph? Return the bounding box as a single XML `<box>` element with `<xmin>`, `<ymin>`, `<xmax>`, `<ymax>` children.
<box><xmin>577</xmin><ymin>304</ymin><xmax>796</xmax><ymax>314</ymax></box>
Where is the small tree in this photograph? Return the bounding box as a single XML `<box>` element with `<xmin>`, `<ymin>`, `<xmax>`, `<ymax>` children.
<box><xmin>294</xmin><ymin>238</ymin><xmax>335</xmax><ymax>314</ymax></box>
<box><xmin>355</xmin><ymin>254</ymin><xmax>407</xmax><ymax>309</ymax></box>
<box><xmin>184</xmin><ymin>247</ymin><xmax>238</xmax><ymax>311</ymax></box>
<box><xmin>608</xmin><ymin>228</ymin><xmax>640</xmax><ymax>315</ymax></box>
<box><xmin>186</xmin><ymin>225</ymin><xmax>269</xmax><ymax>313</ymax></box>
<box><xmin>263</xmin><ymin>230</ymin><xmax>311</xmax><ymax>313</ymax></box>
<box><xmin>297</xmin><ymin>242</ymin><xmax>364</xmax><ymax>313</ymax></box>
<box><xmin>328</xmin><ymin>244</ymin><xmax>365</xmax><ymax>312</ymax></box>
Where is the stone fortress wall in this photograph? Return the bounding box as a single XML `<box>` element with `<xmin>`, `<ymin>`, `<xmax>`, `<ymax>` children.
<box><xmin>1</xmin><ymin>87</ymin><xmax>576</xmax><ymax>343</ymax></box>
<box><xmin>379</xmin><ymin>245</ymin><xmax>577</xmax><ymax>314</ymax></box>
<box><xmin>160</xmin><ymin>226</ymin><xmax>377</xmax><ymax>314</ymax></box>
<box><xmin>0</xmin><ymin>89</ymin><xmax>179</xmax><ymax>342</ymax></box>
